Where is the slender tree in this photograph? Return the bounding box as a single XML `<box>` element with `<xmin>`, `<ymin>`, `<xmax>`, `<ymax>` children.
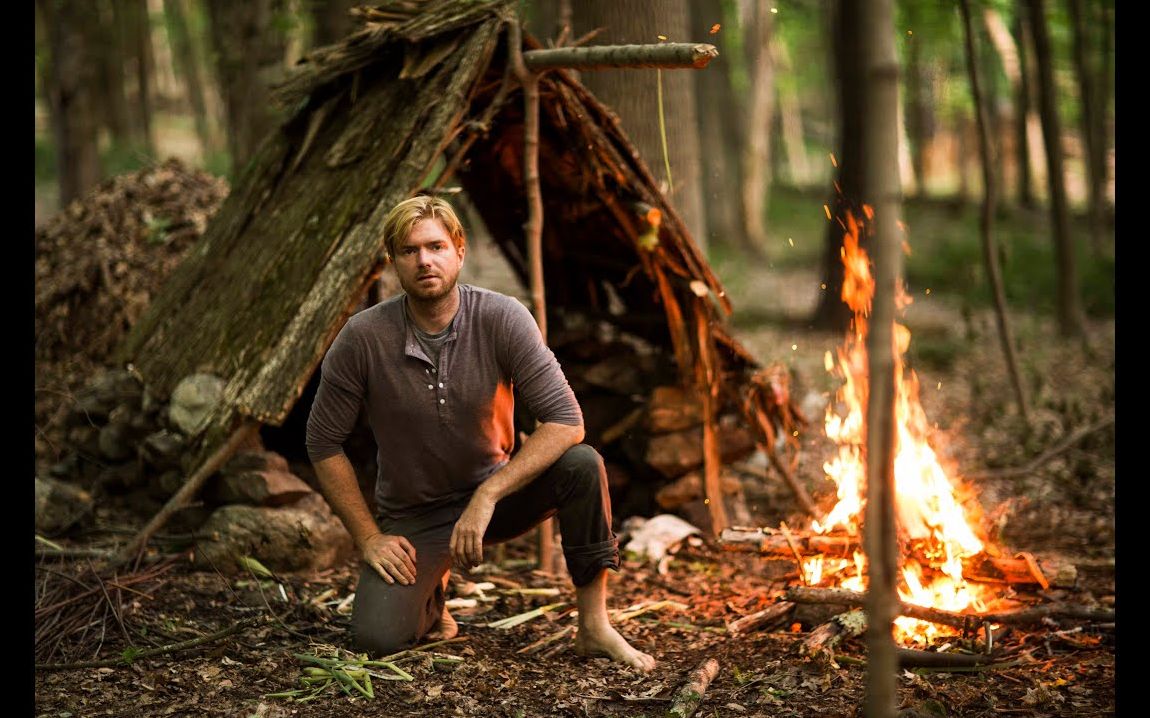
<box><xmin>692</xmin><ymin>0</ymin><xmax>750</xmax><ymax>253</ymax></box>
<box><xmin>1065</xmin><ymin>0</ymin><xmax>1105</xmax><ymax>253</ymax></box>
<box><xmin>120</xmin><ymin>0</ymin><xmax>158</xmax><ymax>157</ymax></box>
<box><xmin>812</xmin><ymin>0</ymin><xmax>867</xmax><ymax>332</ymax></box>
<box><xmin>739</xmin><ymin>0</ymin><xmax>776</xmax><ymax>255</ymax></box>
<box><xmin>1024</xmin><ymin>0</ymin><xmax>1088</xmax><ymax>338</ymax></box>
<box><xmin>773</xmin><ymin>38</ymin><xmax>812</xmax><ymax>188</ymax></box>
<box><xmin>205</xmin><ymin>0</ymin><xmax>289</xmax><ymax>176</ymax></box>
<box><xmin>37</xmin><ymin>0</ymin><xmax>103</xmax><ymax>204</ymax></box>
<box><xmin>164</xmin><ymin>0</ymin><xmax>221</xmax><ymax>157</ymax></box>
<box><xmin>959</xmin><ymin>0</ymin><xmax>1031</xmax><ymax>426</ymax></box>
<box><xmin>861</xmin><ymin>0</ymin><xmax>901</xmax><ymax>713</ymax></box>
<box><xmin>572</xmin><ymin>0</ymin><xmax>707</xmax><ymax>250</ymax></box>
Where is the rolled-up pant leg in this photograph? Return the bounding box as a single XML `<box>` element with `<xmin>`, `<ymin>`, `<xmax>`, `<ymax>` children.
<box><xmin>484</xmin><ymin>443</ymin><xmax>620</xmax><ymax>587</ymax></box>
<box><xmin>350</xmin><ymin>504</ymin><xmax>456</xmax><ymax>656</ymax></box>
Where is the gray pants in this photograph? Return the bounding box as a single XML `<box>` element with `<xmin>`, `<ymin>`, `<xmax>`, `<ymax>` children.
<box><xmin>351</xmin><ymin>444</ymin><xmax>619</xmax><ymax>656</ymax></box>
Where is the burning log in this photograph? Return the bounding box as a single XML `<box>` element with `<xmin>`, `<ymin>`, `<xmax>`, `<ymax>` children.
<box><xmin>719</xmin><ymin>527</ymin><xmax>859</xmax><ymax>557</ymax></box>
<box><xmin>727</xmin><ymin>601</ymin><xmax>795</xmax><ymax>636</ymax></box>
<box><xmin>786</xmin><ymin>586</ymin><xmax>1115</xmax><ymax>631</ymax></box>
<box><xmin>668</xmin><ymin>657</ymin><xmax>720</xmax><ymax>718</ymax></box>
<box><xmin>720</xmin><ymin>528</ymin><xmax>1079</xmax><ymax>588</ymax></box>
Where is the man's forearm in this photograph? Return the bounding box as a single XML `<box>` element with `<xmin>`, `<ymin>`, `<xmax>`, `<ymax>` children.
<box><xmin>312</xmin><ymin>452</ymin><xmax>381</xmax><ymax>549</ymax></box>
<box><xmin>478</xmin><ymin>422</ymin><xmax>584</xmax><ymax>503</ymax></box>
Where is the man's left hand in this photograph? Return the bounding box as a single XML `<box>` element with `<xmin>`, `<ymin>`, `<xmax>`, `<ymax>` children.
<box><xmin>450</xmin><ymin>491</ymin><xmax>496</xmax><ymax>568</ymax></box>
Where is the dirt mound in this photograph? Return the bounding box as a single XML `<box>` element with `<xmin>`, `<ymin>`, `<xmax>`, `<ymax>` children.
<box><xmin>35</xmin><ymin>158</ymin><xmax>229</xmax><ymax>468</ymax></box>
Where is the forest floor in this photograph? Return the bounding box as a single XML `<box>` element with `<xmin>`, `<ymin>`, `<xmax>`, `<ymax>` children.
<box><xmin>34</xmin><ymin>189</ymin><xmax>1116</xmax><ymax>716</ymax></box>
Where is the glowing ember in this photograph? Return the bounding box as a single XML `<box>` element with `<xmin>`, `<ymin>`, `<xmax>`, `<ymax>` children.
<box><xmin>811</xmin><ymin>209</ymin><xmax>986</xmax><ymax>644</ymax></box>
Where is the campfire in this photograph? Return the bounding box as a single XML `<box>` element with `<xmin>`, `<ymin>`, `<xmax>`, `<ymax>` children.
<box><xmin>720</xmin><ymin>209</ymin><xmax>1103</xmax><ymax>657</ymax></box>
<box><xmin>807</xmin><ymin>209</ymin><xmax>985</xmax><ymax>644</ymax></box>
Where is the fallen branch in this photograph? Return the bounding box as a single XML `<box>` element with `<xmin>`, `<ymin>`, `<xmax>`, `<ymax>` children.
<box><xmin>523</xmin><ymin>43</ymin><xmax>719</xmax><ymax>72</ymax></box>
<box><xmin>727</xmin><ymin>601</ymin><xmax>795</xmax><ymax>635</ymax></box>
<box><xmin>801</xmin><ymin>608</ymin><xmax>867</xmax><ymax>660</ymax></box>
<box><xmin>668</xmin><ymin>657</ymin><xmax>720</xmax><ymax>718</ymax></box>
<box><xmin>36</xmin><ymin>614</ymin><xmax>269</xmax><ymax>671</ymax></box>
<box><xmin>965</xmin><ymin>413</ymin><xmax>1114</xmax><ymax>481</ymax></box>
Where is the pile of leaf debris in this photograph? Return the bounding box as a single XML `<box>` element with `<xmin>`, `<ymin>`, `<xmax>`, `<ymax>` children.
<box><xmin>35</xmin><ymin>158</ymin><xmax>229</xmax><ymax>467</ymax></box>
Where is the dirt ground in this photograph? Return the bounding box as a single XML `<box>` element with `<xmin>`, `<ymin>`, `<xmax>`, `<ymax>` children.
<box><xmin>34</xmin><ymin>224</ymin><xmax>1115</xmax><ymax>716</ymax></box>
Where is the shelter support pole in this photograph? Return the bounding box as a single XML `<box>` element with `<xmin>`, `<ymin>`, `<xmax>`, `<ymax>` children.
<box><xmin>509</xmin><ymin>17</ymin><xmax>557</xmax><ymax>573</ymax></box>
<box><xmin>506</xmin><ymin>21</ymin><xmax>724</xmax><ymax>565</ymax></box>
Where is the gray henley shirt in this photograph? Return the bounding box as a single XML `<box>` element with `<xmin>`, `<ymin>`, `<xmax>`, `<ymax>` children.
<box><xmin>305</xmin><ymin>284</ymin><xmax>583</xmax><ymax>519</ymax></box>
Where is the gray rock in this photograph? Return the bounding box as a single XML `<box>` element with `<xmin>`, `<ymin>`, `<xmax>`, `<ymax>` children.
<box><xmin>140</xmin><ymin>430</ymin><xmax>186</xmax><ymax>472</ymax></box>
<box><xmin>169</xmin><ymin>373</ymin><xmax>226</xmax><ymax>436</ymax></box>
<box><xmin>97</xmin><ymin>423</ymin><xmax>134</xmax><ymax>462</ymax></box>
<box><xmin>35</xmin><ymin>476</ymin><xmax>93</xmax><ymax>535</ymax></box>
<box><xmin>193</xmin><ymin>493</ymin><xmax>353</xmax><ymax>574</ymax></box>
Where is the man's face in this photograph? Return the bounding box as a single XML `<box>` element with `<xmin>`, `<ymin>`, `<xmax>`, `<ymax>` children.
<box><xmin>393</xmin><ymin>218</ymin><xmax>465</xmax><ymax>302</ymax></box>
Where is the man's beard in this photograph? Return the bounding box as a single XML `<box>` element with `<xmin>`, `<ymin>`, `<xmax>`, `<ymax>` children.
<box><xmin>402</xmin><ymin>271</ymin><xmax>459</xmax><ymax>303</ymax></box>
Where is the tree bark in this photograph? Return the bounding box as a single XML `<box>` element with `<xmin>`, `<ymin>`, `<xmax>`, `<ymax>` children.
<box><xmin>740</xmin><ymin>0</ymin><xmax>775</xmax><ymax>255</ymax></box>
<box><xmin>862</xmin><ymin>0</ymin><xmax>901</xmax><ymax>712</ymax></box>
<box><xmin>1024</xmin><ymin>0</ymin><xmax>1088</xmax><ymax>338</ymax></box>
<box><xmin>37</xmin><ymin>0</ymin><xmax>103</xmax><ymax>205</ymax></box>
<box><xmin>205</xmin><ymin>0</ymin><xmax>289</xmax><ymax>176</ymax></box>
<box><xmin>163</xmin><ymin>0</ymin><xmax>221</xmax><ymax>157</ymax></box>
<box><xmin>572</xmin><ymin>0</ymin><xmax>708</xmax><ymax>252</ymax></box>
<box><xmin>959</xmin><ymin>0</ymin><xmax>1031</xmax><ymax>426</ymax></box>
<box><xmin>1065</xmin><ymin>0</ymin><xmax>1105</xmax><ymax>254</ymax></box>
<box><xmin>811</xmin><ymin>0</ymin><xmax>866</xmax><ymax>332</ymax></box>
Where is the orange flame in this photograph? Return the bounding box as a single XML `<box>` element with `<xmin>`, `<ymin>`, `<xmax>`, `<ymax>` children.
<box><xmin>812</xmin><ymin>210</ymin><xmax>985</xmax><ymax>644</ymax></box>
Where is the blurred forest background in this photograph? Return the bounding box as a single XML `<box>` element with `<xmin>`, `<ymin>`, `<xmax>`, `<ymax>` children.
<box><xmin>33</xmin><ymin>0</ymin><xmax>1115</xmax><ymax>330</ymax></box>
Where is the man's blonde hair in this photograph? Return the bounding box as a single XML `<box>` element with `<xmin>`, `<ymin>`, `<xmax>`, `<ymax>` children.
<box><xmin>382</xmin><ymin>195</ymin><xmax>466</xmax><ymax>260</ymax></box>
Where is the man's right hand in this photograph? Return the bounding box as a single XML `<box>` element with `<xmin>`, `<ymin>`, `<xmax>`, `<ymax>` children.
<box><xmin>361</xmin><ymin>533</ymin><xmax>418</xmax><ymax>585</ymax></box>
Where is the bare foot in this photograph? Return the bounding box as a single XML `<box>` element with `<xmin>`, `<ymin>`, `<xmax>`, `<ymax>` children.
<box><xmin>574</xmin><ymin>623</ymin><xmax>656</xmax><ymax>672</ymax></box>
<box><xmin>426</xmin><ymin>606</ymin><xmax>458</xmax><ymax>641</ymax></box>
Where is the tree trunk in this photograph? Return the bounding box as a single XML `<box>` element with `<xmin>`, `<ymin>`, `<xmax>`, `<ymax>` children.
<box><xmin>37</xmin><ymin>0</ymin><xmax>103</xmax><ymax>205</ymax></box>
<box><xmin>773</xmin><ymin>39</ymin><xmax>811</xmax><ymax>187</ymax></box>
<box><xmin>1012</xmin><ymin>12</ymin><xmax>1035</xmax><ymax>208</ymax></box>
<box><xmin>206</xmin><ymin>0</ymin><xmax>288</xmax><ymax>177</ymax></box>
<box><xmin>309</xmin><ymin>0</ymin><xmax>357</xmax><ymax>47</ymax></box>
<box><xmin>164</xmin><ymin>0</ymin><xmax>220</xmax><ymax>157</ymax></box>
<box><xmin>1016</xmin><ymin>7</ymin><xmax>1047</xmax><ymax>207</ymax></box>
<box><xmin>1095</xmin><ymin>0</ymin><xmax>1112</xmax><ymax>218</ymax></box>
<box><xmin>983</xmin><ymin>8</ymin><xmax>1023</xmax><ymax>208</ymax></box>
<box><xmin>861</xmin><ymin>0</ymin><xmax>901</xmax><ymax>714</ymax></box>
<box><xmin>903</xmin><ymin>25</ymin><xmax>929</xmax><ymax>196</ymax></box>
<box><xmin>1024</xmin><ymin>0</ymin><xmax>1088</xmax><ymax>338</ymax></box>
<box><xmin>572</xmin><ymin>0</ymin><xmax>708</xmax><ymax>252</ymax></box>
<box><xmin>692</xmin><ymin>0</ymin><xmax>749</xmax><ymax>252</ymax></box>
<box><xmin>811</xmin><ymin>0</ymin><xmax>866</xmax><ymax>332</ymax></box>
<box><xmin>92</xmin><ymin>0</ymin><xmax>133</xmax><ymax>144</ymax></box>
<box><xmin>960</xmin><ymin>0</ymin><xmax>1031</xmax><ymax>426</ymax></box>
<box><xmin>1065</xmin><ymin>0</ymin><xmax>1105</xmax><ymax>253</ymax></box>
<box><xmin>120</xmin><ymin>0</ymin><xmax>157</xmax><ymax>157</ymax></box>
<box><xmin>740</xmin><ymin>0</ymin><xmax>775</xmax><ymax>255</ymax></box>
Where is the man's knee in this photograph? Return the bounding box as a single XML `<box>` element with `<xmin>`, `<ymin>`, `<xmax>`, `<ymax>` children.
<box><xmin>560</xmin><ymin>443</ymin><xmax>605</xmax><ymax>483</ymax></box>
<box><xmin>351</xmin><ymin>604</ymin><xmax>418</xmax><ymax>656</ymax></box>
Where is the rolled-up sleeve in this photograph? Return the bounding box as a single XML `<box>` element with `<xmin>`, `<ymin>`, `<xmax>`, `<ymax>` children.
<box><xmin>499</xmin><ymin>300</ymin><xmax>582</xmax><ymax>427</ymax></box>
<box><xmin>305</xmin><ymin>322</ymin><xmax>367</xmax><ymax>463</ymax></box>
